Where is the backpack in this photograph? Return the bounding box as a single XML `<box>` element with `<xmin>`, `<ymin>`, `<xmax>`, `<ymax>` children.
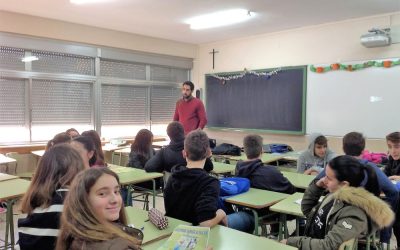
<box><xmin>263</xmin><ymin>143</ymin><xmax>293</xmax><ymax>153</ymax></box>
<box><xmin>361</xmin><ymin>150</ymin><xmax>387</xmax><ymax>164</ymax></box>
<box><xmin>218</xmin><ymin>177</ymin><xmax>250</xmax><ymax>213</ymax></box>
<box><xmin>211</xmin><ymin>143</ymin><xmax>241</xmax><ymax>156</ymax></box>
<box><xmin>219</xmin><ymin>177</ymin><xmax>250</xmax><ymax>196</ymax></box>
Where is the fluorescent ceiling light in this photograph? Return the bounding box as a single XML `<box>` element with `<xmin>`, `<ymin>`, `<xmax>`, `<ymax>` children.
<box><xmin>21</xmin><ymin>56</ymin><xmax>39</xmax><ymax>62</ymax></box>
<box><xmin>185</xmin><ymin>9</ymin><xmax>254</xmax><ymax>30</ymax></box>
<box><xmin>70</xmin><ymin>0</ymin><xmax>113</xmax><ymax>4</ymax></box>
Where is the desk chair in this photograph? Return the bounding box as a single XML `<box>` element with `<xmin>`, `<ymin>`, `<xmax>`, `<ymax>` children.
<box><xmin>339</xmin><ymin>238</ymin><xmax>357</xmax><ymax>250</ymax></box>
<box><xmin>5</xmin><ymin>152</ymin><xmax>19</xmax><ymax>174</ymax></box>
<box><xmin>357</xmin><ymin>232</ymin><xmax>388</xmax><ymax>250</ymax></box>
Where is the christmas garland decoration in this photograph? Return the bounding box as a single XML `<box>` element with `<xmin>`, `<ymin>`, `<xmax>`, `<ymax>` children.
<box><xmin>310</xmin><ymin>59</ymin><xmax>400</xmax><ymax>73</ymax></box>
<box><xmin>210</xmin><ymin>68</ymin><xmax>281</xmax><ymax>84</ymax></box>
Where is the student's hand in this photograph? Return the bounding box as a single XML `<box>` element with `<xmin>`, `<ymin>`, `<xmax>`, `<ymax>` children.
<box><xmin>316</xmin><ymin>177</ymin><xmax>327</xmax><ymax>189</ymax></box>
<box><xmin>280</xmin><ymin>239</ymin><xmax>287</xmax><ymax>244</ymax></box>
<box><xmin>389</xmin><ymin>175</ymin><xmax>400</xmax><ymax>181</ymax></box>
<box><xmin>205</xmin><ymin>246</ymin><xmax>213</xmax><ymax>250</ymax></box>
<box><xmin>309</xmin><ymin>170</ymin><xmax>319</xmax><ymax>176</ymax></box>
<box><xmin>216</xmin><ymin>209</ymin><xmax>228</xmax><ymax>226</ymax></box>
<box><xmin>304</xmin><ymin>169</ymin><xmax>313</xmax><ymax>175</ymax></box>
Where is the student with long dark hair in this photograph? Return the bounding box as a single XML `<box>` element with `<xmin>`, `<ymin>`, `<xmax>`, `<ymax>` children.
<box><xmin>82</xmin><ymin>130</ymin><xmax>107</xmax><ymax>167</ymax></box>
<box><xmin>45</xmin><ymin>132</ymin><xmax>71</xmax><ymax>151</ymax></box>
<box><xmin>283</xmin><ymin>155</ymin><xmax>394</xmax><ymax>249</ymax></box>
<box><xmin>56</xmin><ymin>168</ymin><xmax>143</xmax><ymax>250</ymax></box>
<box><xmin>127</xmin><ymin>129</ymin><xmax>155</xmax><ymax>168</ymax></box>
<box><xmin>65</xmin><ymin>128</ymin><xmax>80</xmax><ymax>138</ymax></box>
<box><xmin>71</xmin><ymin>136</ymin><xmax>97</xmax><ymax>169</ymax></box>
<box><xmin>18</xmin><ymin>144</ymin><xmax>85</xmax><ymax>250</ymax></box>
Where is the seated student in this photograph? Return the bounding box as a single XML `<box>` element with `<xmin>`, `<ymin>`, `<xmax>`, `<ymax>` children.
<box><xmin>297</xmin><ymin>133</ymin><xmax>335</xmax><ymax>175</ymax></box>
<box><xmin>316</xmin><ymin>131</ymin><xmax>398</xmax><ymax>246</ymax></box>
<box><xmin>65</xmin><ymin>128</ymin><xmax>80</xmax><ymax>138</ymax></box>
<box><xmin>71</xmin><ymin>136</ymin><xmax>96</xmax><ymax>169</ymax></box>
<box><xmin>164</xmin><ymin>130</ymin><xmax>253</xmax><ymax>233</ymax></box>
<box><xmin>127</xmin><ymin>129</ymin><xmax>155</xmax><ymax>168</ymax></box>
<box><xmin>45</xmin><ymin>132</ymin><xmax>71</xmax><ymax>151</ymax></box>
<box><xmin>236</xmin><ymin>134</ymin><xmax>295</xmax><ymax>194</ymax></box>
<box><xmin>82</xmin><ymin>130</ymin><xmax>107</xmax><ymax>167</ymax></box>
<box><xmin>18</xmin><ymin>144</ymin><xmax>85</xmax><ymax>250</ymax></box>
<box><xmin>383</xmin><ymin>132</ymin><xmax>400</xmax><ymax>247</ymax></box>
<box><xmin>283</xmin><ymin>155</ymin><xmax>394</xmax><ymax>249</ymax></box>
<box><xmin>56</xmin><ymin>167</ymin><xmax>143</xmax><ymax>250</ymax></box>
<box><xmin>145</xmin><ymin>121</ymin><xmax>213</xmax><ymax>183</ymax></box>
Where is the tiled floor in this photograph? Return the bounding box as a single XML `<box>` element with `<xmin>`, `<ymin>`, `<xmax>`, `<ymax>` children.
<box><xmin>0</xmin><ymin>197</ymin><xmax>398</xmax><ymax>249</ymax></box>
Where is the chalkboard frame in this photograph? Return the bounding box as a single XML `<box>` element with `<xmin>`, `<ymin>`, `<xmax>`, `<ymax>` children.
<box><xmin>204</xmin><ymin>66</ymin><xmax>307</xmax><ymax>135</ymax></box>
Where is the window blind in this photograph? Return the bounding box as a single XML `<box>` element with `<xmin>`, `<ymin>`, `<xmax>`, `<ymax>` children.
<box><xmin>101</xmin><ymin>84</ymin><xmax>148</xmax><ymax>125</ymax></box>
<box><xmin>150</xmin><ymin>86</ymin><xmax>181</xmax><ymax>124</ymax></box>
<box><xmin>31</xmin><ymin>79</ymin><xmax>93</xmax><ymax>124</ymax></box>
<box><xmin>100</xmin><ymin>59</ymin><xmax>146</xmax><ymax>80</ymax></box>
<box><xmin>0</xmin><ymin>78</ymin><xmax>26</xmax><ymax>126</ymax></box>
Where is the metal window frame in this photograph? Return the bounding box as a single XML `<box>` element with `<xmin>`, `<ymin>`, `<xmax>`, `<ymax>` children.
<box><xmin>0</xmin><ymin>32</ymin><xmax>191</xmax><ymax>143</ymax></box>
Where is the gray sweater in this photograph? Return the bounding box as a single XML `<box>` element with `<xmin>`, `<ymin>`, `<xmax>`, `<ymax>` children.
<box><xmin>297</xmin><ymin>133</ymin><xmax>335</xmax><ymax>173</ymax></box>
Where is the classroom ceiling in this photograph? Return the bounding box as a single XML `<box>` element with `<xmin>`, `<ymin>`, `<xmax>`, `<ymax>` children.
<box><xmin>1</xmin><ymin>0</ymin><xmax>399</xmax><ymax>44</ymax></box>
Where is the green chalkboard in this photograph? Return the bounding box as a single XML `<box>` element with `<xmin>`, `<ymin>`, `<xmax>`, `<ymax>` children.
<box><xmin>205</xmin><ymin>66</ymin><xmax>307</xmax><ymax>134</ymax></box>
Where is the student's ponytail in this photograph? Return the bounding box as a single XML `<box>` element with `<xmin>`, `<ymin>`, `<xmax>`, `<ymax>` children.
<box><xmin>363</xmin><ymin>164</ymin><xmax>380</xmax><ymax>197</ymax></box>
<box><xmin>329</xmin><ymin>155</ymin><xmax>381</xmax><ymax>197</ymax></box>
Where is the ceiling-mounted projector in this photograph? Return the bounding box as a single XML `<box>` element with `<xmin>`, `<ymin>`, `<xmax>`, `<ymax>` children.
<box><xmin>361</xmin><ymin>28</ymin><xmax>391</xmax><ymax>48</ymax></box>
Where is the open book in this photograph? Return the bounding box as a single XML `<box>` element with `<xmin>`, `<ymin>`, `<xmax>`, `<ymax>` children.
<box><xmin>158</xmin><ymin>225</ymin><xmax>210</xmax><ymax>250</ymax></box>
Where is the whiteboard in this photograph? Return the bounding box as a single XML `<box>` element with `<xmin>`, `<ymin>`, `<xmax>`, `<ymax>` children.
<box><xmin>306</xmin><ymin>59</ymin><xmax>400</xmax><ymax>139</ymax></box>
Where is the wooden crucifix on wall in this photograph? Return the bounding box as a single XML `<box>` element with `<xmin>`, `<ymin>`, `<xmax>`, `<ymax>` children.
<box><xmin>209</xmin><ymin>49</ymin><xmax>219</xmax><ymax>69</ymax></box>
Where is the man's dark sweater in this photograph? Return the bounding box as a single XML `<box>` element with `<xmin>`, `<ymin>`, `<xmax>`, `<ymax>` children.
<box><xmin>235</xmin><ymin>159</ymin><xmax>295</xmax><ymax>194</ymax></box>
<box><xmin>164</xmin><ymin>165</ymin><xmax>219</xmax><ymax>225</ymax></box>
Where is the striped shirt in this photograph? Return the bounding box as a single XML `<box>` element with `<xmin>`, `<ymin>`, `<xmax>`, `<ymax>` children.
<box><xmin>18</xmin><ymin>189</ymin><xmax>68</xmax><ymax>250</ymax></box>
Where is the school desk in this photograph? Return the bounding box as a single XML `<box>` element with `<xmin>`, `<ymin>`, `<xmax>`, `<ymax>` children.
<box><xmin>225</xmin><ymin>188</ymin><xmax>289</xmax><ymax>235</ymax></box>
<box><xmin>0</xmin><ymin>173</ymin><xmax>19</xmax><ymax>182</ymax></box>
<box><xmin>125</xmin><ymin>206</ymin><xmax>190</xmax><ymax>245</ymax></box>
<box><xmin>270</xmin><ymin>192</ymin><xmax>305</xmax><ymax>240</ymax></box>
<box><xmin>0</xmin><ymin>178</ymin><xmax>31</xmax><ymax>250</ymax></box>
<box><xmin>30</xmin><ymin>150</ymin><xmax>45</xmax><ymax>157</ymax></box>
<box><xmin>0</xmin><ymin>154</ymin><xmax>17</xmax><ymax>174</ymax></box>
<box><xmin>109</xmin><ymin>165</ymin><xmax>163</xmax><ymax>208</ymax></box>
<box><xmin>282</xmin><ymin>171</ymin><xmax>315</xmax><ymax>190</ymax></box>
<box><xmin>141</xmin><ymin>223</ymin><xmax>297</xmax><ymax>250</ymax></box>
<box><xmin>211</xmin><ymin>161</ymin><xmax>236</xmax><ymax>176</ymax></box>
<box><xmin>227</xmin><ymin>153</ymin><xmax>287</xmax><ymax>165</ymax></box>
<box><xmin>104</xmin><ymin>145</ymin><xmax>130</xmax><ymax>164</ymax></box>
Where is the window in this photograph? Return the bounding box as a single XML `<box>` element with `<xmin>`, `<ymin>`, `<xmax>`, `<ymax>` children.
<box><xmin>101</xmin><ymin>84</ymin><xmax>149</xmax><ymax>139</ymax></box>
<box><xmin>150</xmin><ymin>86</ymin><xmax>181</xmax><ymax>135</ymax></box>
<box><xmin>0</xmin><ymin>34</ymin><xmax>191</xmax><ymax>144</ymax></box>
<box><xmin>31</xmin><ymin>79</ymin><xmax>93</xmax><ymax>141</ymax></box>
<box><xmin>0</xmin><ymin>78</ymin><xmax>29</xmax><ymax>143</ymax></box>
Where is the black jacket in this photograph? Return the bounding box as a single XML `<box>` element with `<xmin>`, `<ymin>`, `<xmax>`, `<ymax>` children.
<box><xmin>384</xmin><ymin>155</ymin><xmax>400</xmax><ymax>177</ymax></box>
<box><xmin>144</xmin><ymin>139</ymin><xmax>213</xmax><ymax>173</ymax></box>
<box><xmin>235</xmin><ymin>159</ymin><xmax>295</xmax><ymax>194</ymax></box>
<box><xmin>164</xmin><ymin>165</ymin><xmax>219</xmax><ymax>225</ymax></box>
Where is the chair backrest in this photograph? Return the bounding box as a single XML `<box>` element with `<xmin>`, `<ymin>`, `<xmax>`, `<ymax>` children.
<box><xmin>5</xmin><ymin>152</ymin><xmax>19</xmax><ymax>174</ymax></box>
<box><xmin>338</xmin><ymin>238</ymin><xmax>357</xmax><ymax>250</ymax></box>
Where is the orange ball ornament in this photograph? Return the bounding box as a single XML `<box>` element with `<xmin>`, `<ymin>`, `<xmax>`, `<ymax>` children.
<box><xmin>331</xmin><ymin>63</ymin><xmax>339</xmax><ymax>70</ymax></box>
<box><xmin>316</xmin><ymin>67</ymin><xmax>324</xmax><ymax>73</ymax></box>
<box><xmin>383</xmin><ymin>61</ymin><xmax>392</xmax><ymax>68</ymax></box>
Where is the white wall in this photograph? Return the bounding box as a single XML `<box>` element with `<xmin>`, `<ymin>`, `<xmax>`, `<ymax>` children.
<box><xmin>196</xmin><ymin>12</ymin><xmax>400</xmax><ymax>151</ymax></box>
<box><xmin>0</xmin><ymin>10</ymin><xmax>197</xmax><ymax>58</ymax></box>
<box><xmin>196</xmin><ymin>13</ymin><xmax>400</xmax><ymax>84</ymax></box>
